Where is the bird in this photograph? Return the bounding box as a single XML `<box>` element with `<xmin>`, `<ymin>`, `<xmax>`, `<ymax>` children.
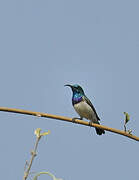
<box><xmin>65</xmin><ymin>84</ymin><xmax>105</xmax><ymax>135</ymax></box>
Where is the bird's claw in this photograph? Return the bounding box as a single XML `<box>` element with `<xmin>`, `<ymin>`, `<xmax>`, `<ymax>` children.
<box><xmin>72</xmin><ymin>117</ymin><xmax>83</xmax><ymax>123</ymax></box>
<box><xmin>89</xmin><ymin>121</ymin><xmax>92</xmax><ymax>127</ymax></box>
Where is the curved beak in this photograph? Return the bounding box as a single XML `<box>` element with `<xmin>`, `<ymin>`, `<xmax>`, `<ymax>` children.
<box><xmin>64</xmin><ymin>84</ymin><xmax>73</xmax><ymax>88</ymax></box>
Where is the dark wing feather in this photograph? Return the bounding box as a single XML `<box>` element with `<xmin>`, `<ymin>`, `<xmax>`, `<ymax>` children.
<box><xmin>83</xmin><ymin>96</ymin><xmax>100</xmax><ymax>121</ymax></box>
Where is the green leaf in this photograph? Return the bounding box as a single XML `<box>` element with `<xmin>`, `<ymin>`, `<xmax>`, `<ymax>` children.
<box><xmin>34</xmin><ymin>128</ymin><xmax>41</xmax><ymax>138</ymax></box>
<box><xmin>124</xmin><ymin>112</ymin><xmax>130</xmax><ymax>124</ymax></box>
<box><xmin>34</xmin><ymin>128</ymin><xmax>50</xmax><ymax>138</ymax></box>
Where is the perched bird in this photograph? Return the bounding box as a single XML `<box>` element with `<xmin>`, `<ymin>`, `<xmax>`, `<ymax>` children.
<box><xmin>65</xmin><ymin>84</ymin><xmax>105</xmax><ymax>135</ymax></box>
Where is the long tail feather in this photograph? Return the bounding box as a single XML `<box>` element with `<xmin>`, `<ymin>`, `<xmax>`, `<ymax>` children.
<box><xmin>95</xmin><ymin>127</ymin><xmax>105</xmax><ymax>135</ymax></box>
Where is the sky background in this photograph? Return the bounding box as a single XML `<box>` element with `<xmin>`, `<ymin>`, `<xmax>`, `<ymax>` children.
<box><xmin>0</xmin><ymin>0</ymin><xmax>139</xmax><ymax>179</ymax></box>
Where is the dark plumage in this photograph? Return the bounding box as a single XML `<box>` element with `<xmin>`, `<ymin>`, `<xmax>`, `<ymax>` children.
<box><xmin>65</xmin><ymin>84</ymin><xmax>105</xmax><ymax>135</ymax></box>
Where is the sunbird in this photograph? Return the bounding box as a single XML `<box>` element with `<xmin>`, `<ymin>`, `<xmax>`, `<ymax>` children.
<box><xmin>65</xmin><ymin>84</ymin><xmax>105</xmax><ymax>135</ymax></box>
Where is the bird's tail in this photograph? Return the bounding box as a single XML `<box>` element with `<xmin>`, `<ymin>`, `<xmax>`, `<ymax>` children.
<box><xmin>95</xmin><ymin>122</ymin><xmax>105</xmax><ymax>135</ymax></box>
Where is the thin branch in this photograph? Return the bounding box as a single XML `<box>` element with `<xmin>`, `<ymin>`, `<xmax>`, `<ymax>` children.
<box><xmin>23</xmin><ymin>129</ymin><xmax>50</xmax><ymax>180</ymax></box>
<box><xmin>23</xmin><ymin>134</ymin><xmax>41</xmax><ymax>180</ymax></box>
<box><xmin>124</xmin><ymin>124</ymin><xmax>127</xmax><ymax>132</ymax></box>
<box><xmin>0</xmin><ymin>107</ymin><xmax>139</xmax><ymax>142</ymax></box>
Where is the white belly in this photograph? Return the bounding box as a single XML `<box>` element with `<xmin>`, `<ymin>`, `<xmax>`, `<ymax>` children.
<box><xmin>74</xmin><ymin>101</ymin><xmax>98</xmax><ymax>123</ymax></box>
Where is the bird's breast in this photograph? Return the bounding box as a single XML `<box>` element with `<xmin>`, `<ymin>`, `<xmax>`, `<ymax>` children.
<box><xmin>74</xmin><ymin>101</ymin><xmax>96</xmax><ymax>121</ymax></box>
<box><xmin>72</xmin><ymin>96</ymin><xmax>83</xmax><ymax>105</ymax></box>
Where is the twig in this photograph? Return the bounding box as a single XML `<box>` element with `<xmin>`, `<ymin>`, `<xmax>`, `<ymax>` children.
<box><xmin>0</xmin><ymin>107</ymin><xmax>139</xmax><ymax>142</ymax></box>
<box><xmin>124</xmin><ymin>124</ymin><xmax>127</xmax><ymax>132</ymax></box>
<box><xmin>23</xmin><ymin>134</ymin><xmax>41</xmax><ymax>180</ymax></box>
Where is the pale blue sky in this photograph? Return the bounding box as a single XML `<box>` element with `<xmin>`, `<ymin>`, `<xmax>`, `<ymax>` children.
<box><xmin>0</xmin><ymin>0</ymin><xmax>139</xmax><ymax>179</ymax></box>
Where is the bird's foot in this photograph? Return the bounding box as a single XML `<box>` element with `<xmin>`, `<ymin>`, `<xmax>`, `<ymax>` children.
<box><xmin>89</xmin><ymin>121</ymin><xmax>93</xmax><ymax>127</ymax></box>
<box><xmin>72</xmin><ymin>117</ymin><xmax>83</xmax><ymax>123</ymax></box>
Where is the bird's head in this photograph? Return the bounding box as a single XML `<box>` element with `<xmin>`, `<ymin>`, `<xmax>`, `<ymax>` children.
<box><xmin>64</xmin><ymin>84</ymin><xmax>85</xmax><ymax>95</ymax></box>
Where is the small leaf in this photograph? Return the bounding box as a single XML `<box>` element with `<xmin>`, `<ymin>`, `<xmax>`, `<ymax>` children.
<box><xmin>34</xmin><ymin>128</ymin><xmax>41</xmax><ymax>138</ymax></box>
<box><xmin>128</xmin><ymin>129</ymin><xmax>132</xmax><ymax>135</ymax></box>
<box><xmin>124</xmin><ymin>112</ymin><xmax>130</xmax><ymax>124</ymax></box>
<box><xmin>34</xmin><ymin>129</ymin><xmax>50</xmax><ymax>138</ymax></box>
<box><xmin>40</xmin><ymin>130</ymin><xmax>50</xmax><ymax>137</ymax></box>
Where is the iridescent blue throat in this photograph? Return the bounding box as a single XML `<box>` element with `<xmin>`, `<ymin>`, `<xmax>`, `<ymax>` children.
<box><xmin>72</xmin><ymin>93</ymin><xmax>83</xmax><ymax>105</ymax></box>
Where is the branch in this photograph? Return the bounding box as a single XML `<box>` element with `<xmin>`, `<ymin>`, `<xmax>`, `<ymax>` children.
<box><xmin>23</xmin><ymin>132</ymin><xmax>40</xmax><ymax>180</ymax></box>
<box><xmin>0</xmin><ymin>107</ymin><xmax>139</xmax><ymax>142</ymax></box>
<box><xmin>23</xmin><ymin>128</ymin><xmax>50</xmax><ymax>180</ymax></box>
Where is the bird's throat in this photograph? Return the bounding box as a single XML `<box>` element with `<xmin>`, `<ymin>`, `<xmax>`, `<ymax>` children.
<box><xmin>72</xmin><ymin>94</ymin><xmax>83</xmax><ymax>105</ymax></box>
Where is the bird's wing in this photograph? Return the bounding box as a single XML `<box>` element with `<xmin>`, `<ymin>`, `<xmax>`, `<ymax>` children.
<box><xmin>83</xmin><ymin>96</ymin><xmax>100</xmax><ymax>121</ymax></box>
